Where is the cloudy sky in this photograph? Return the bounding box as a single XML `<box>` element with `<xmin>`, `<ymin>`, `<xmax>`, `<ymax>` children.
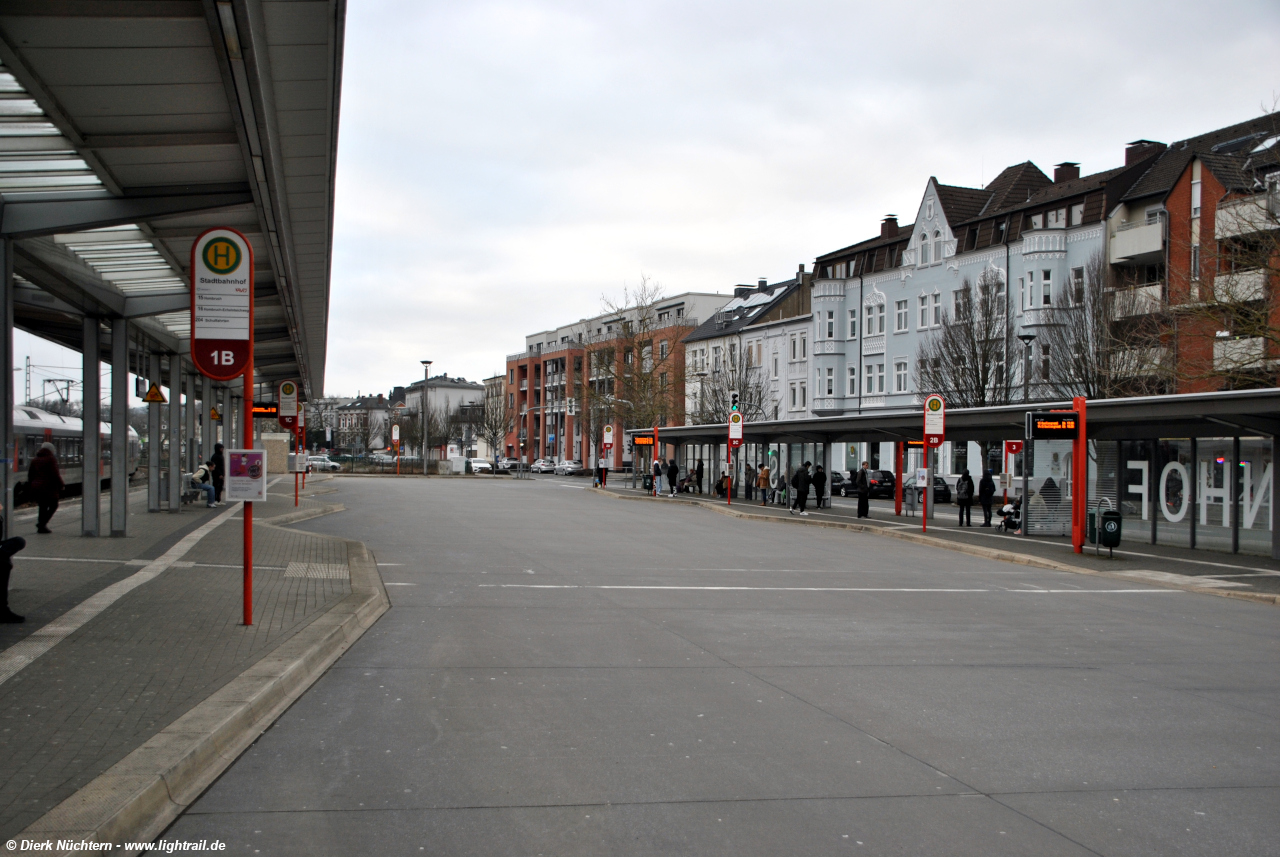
<box><xmin>17</xmin><ymin>0</ymin><xmax>1280</xmax><ymax>402</ymax></box>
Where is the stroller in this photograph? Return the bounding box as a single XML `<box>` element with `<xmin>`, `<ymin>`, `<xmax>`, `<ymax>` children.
<box><xmin>998</xmin><ymin>497</ymin><xmax>1022</xmax><ymax>533</ymax></box>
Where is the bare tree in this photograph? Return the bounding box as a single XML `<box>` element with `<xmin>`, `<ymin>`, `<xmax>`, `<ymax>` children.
<box><xmin>687</xmin><ymin>337</ymin><xmax>771</xmax><ymax>424</ymax></box>
<box><xmin>477</xmin><ymin>388</ymin><xmax>511</xmax><ymax>468</ymax></box>
<box><xmin>1038</xmin><ymin>249</ymin><xmax>1173</xmax><ymax>399</ymax></box>
<box><xmin>915</xmin><ymin>267</ymin><xmax>1014</xmax><ymax>408</ymax></box>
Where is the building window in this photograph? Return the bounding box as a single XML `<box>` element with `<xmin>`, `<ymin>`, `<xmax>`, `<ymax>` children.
<box><xmin>865</xmin><ymin>304</ymin><xmax>884</xmax><ymax>335</ymax></box>
<box><xmin>1070</xmin><ymin>202</ymin><xmax>1085</xmax><ymax>225</ymax></box>
<box><xmin>1071</xmin><ymin>267</ymin><xmax>1084</xmax><ymax>305</ymax></box>
<box><xmin>918</xmin><ymin>295</ymin><xmax>929</xmax><ymax>328</ymax></box>
<box><xmin>825</xmin><ymin>367</ymin><xmax>834</xmax><ymax>396</ymax></box>
<box><xmin>799</xmin><ymin>383</ymin><xmax>806</xmax><ymax>409</ymax></box>
<box><xmin>659</xmin><ymin>340</ymin><xmax>668</xmax><ymax>359</ymax></box>
<box><xmin>848</xmin><ymin>308</ymin><xmax>858</xmax><ymax>338</ymax></box>
<box><xmin>1030</xmin><ymin>213</ymin><xmax>1043</xmax><ymax>229</ymax></box>
<box><xmin>509</xmin><ymin>369</ymin><xmax>515</xmax><ymax>383</ymax></box>
<box><xmin>894</xmin><ymin>360</ymin><xmax>908</xmax><ymax>393</ymax></box>
<box><xmin>1040</xmin><ymin>343</ymin><xmax>1051</xmax><ymax>380</ymax></box>
<box><xmin>1191</xmin><ymin>245</ymin><xmax>1200</xmax><ymax>280</ymax></box>
<box><xmin>994</xmin><ymin>220</ymin><xmax>1006</xmax><ymax>242</ymax></box>
<box><xmin>933</xmin><ymin>230</ymin><xmax>942</xmax><ymax>262</ymax></box>
<box><xmin>800</xmin><ymin>335</ymin><xmax>807</xmax><ymax>358</ymax></box>
<box><xmin>659</xmin><ymin>372</ymin><xmax>667</xmax><ymax>388</ymax></box>
<box><xmin>676</xmin><ymin>307</ymin><xmax>684</xmax><ymax>317</ymax></box>
<box><xmin>1042</xmin><ymin>269</ymin><xmax>1052</xmax><ymax>306</ymax></box>
<box><xmin>712</xmin><ymin>346</ymin><xmax>721</xmax><ymax>371</ymax></box>
<box><xmin>790</xmin><ymin>383</ymin><xmax>797</xmax><ymax>409</ymax></box>
<box><xmin>790</xmin><ymin>336</ymin><xmax>797</xmax><ymax>361</ymax></box>
<box><xmin>728</xmin><ymin>342</ymin><xmax>736</xmax><ymax>368</ymax></box>
<box><xmin>772</xmin><ymin>352</ymin><xmax>779</xmax><ymax>378</ymax></box>
<box><xmin>931</xmin><ymin>293</ymin><xmax>941</xmax><ymax>326</ymax></box>
<box><xmin>825</xmin><ymin>311</ymin><xmax>835</xmax><ymax>339</ymax></box>
<box><xmin>895</xmin><ymin>300</ymin><xmax>908</xmax><ymax>332</ymax></box>
<box><xmin>848</xmin><ymin>366</ymin><xmax>857</xmax><ymax>395</ymax></box>
<box><xmin>952</xmin><ymin>443</ymin><xmax>968</xmax><ymax>474</ymax></box>
<box><xmin>658</xmin><ymin>310</ymin><xmax>670</xmax><ymax>321</ymax></box>
<box><xmin>508</xmin><ymin>393</ymin><xmax>514</xmax><ymax>407</ymax></box>
<box><xmin>919</xmin><ymin>234</ymin><xmax>930</xmax><ymax>265</ymax></box>
<box><xmin>1191</xmin><ymin>180</ymin><xmax>1202</xmax><ymax>218</ymax></box>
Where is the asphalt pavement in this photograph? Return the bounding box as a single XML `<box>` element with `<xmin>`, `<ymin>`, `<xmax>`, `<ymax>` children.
<box><xmin>164</xmin><ymin>475</ymin><xmax>1280</xmax><ymax>856</ymax></box>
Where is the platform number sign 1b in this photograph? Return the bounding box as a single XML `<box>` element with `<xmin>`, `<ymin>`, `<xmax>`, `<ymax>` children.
<box><xmin>191</xmin><ymin>227</ymin><xmax>253</xmax><ymax>381</ymax></box>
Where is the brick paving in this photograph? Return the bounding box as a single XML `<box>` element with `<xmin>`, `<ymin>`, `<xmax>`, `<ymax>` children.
<box><xmin>0</xmin><ymin>475</ymin><xmax>354</xmax><ymax>839</ymax></box>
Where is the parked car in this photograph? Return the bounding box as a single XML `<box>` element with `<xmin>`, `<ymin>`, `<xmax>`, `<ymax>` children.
<box><xmin>530</xmin><ymin>458</ymin><xmax>557</xmax><ymax>473</ymax></box>
<box><xmin>307</xmin><ymin>455</ymin><xmax>340</xmax><ymax>472</ymax></box>
<box><xmin>836</xmin><ymin>469</ymin><xmax>896</xmax><ymax>498</ymax></box>
<box><xmin>903</xmin><ymin>475</ymin><xmax>952</xmax><ymax>504</ymax></box>
<box><xmin>497</xmin><ymin>457</ymin><xmax>521</xmax><ymax>471</ymax></box>
<box><xmin>829</xmin><ymin>470</ymin><xmax>845</xmax><ymax>496</ymax></box>
<box><xmin>368</xmin><ymin>452</ymin><xmax>395</xmax><ymax>465</ymax></box>
<box><xmin>470</xmin><ymin>458</ymin><xmax>493</xmax><ymax>473</ymax></box>
<box><xmin>554</xmin><ymin>459</ymin><xmax>585</xmax><ymax>476</ymax></box>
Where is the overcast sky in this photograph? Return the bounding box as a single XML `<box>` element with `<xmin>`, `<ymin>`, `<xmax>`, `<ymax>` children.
<box><xmin>16</xmin><ymin>1</ymin><xmax>1280</xmax><ymax>403</ymax></box>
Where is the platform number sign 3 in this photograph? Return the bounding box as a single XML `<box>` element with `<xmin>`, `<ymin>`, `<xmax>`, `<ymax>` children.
<box><xmin>191</xmin><ymin>227</ymin><xmax>254</xmax><ymax>381</ymax></box>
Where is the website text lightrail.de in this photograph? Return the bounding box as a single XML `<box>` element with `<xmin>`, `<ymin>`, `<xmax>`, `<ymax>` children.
<box><xmin>5</xmin><ymin>841</ymin><xmax>225</xmax><ymax>853</ymax></box>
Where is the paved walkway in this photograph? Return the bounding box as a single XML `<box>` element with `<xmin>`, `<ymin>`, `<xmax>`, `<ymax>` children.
<box><xmin>598</xmin><ymin>482</ymin><xmax>1280</xmax><ymax>597</ymax></box>
<box><xmin>0</xmin><ymin>475</ymin><xmax>352</xmax><ymax>840</ymax></box>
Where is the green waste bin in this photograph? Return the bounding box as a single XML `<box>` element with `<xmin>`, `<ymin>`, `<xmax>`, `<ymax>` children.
<box><xmin>1099</xmin><ymin>510</ymin><xmax>1122</xmax><ymax>549</ymax></box>
<box><xmin>643</xmin><ymin>474</ymin><xmax>654</xmax><ymax>491</ymax></box>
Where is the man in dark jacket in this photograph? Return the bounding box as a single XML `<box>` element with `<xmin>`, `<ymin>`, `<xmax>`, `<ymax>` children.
<box><xmin>956</xmin><ymin>468</ymin><xmax>975</xmax><ymax>526</ymax></box>
<box><xmin>695</xmin><ymin>459</ymin><xmax>705</xmax><ymax>494</ymax></box>
<box><xmin>666</xmin><ymin>459</ymin><xmax>679</xmax><ymax>497</ymax></box>
<box><xmin>854</xmin><ymin>461</ymin><xmax>871</xmax><ymax>518</ymax></box>
<box><xmin>812</xmin><ymin>465</ymin><xmax>827</xmax><ymax>510</ymax></box>
<box><xmin>652</xmin><ymin>458</ymin><xmax>663</xmax><ymax>495</ymax></box>
<box><xmin>978</xmin><ymin>469</ymin><xmax>997</xmax><ymax>526</ymax></box>
<box><xmin>789</xmin><ymin>461</ymin><xmax>812</xmax><ymax>515</ymax></box>
<box><xmin>1</xmin><ymin>535</ymin><xmax>28</xmax><ymax>623</ymax></box>
<box><xmin>28</xmin><ymin>442</ymin><xmax>64</xmax><ymax>534</ymax></box>
<box><xmin>209</xmin><ymin>443</ymin><xmax>226</xmax><ymax>505</ymax></box>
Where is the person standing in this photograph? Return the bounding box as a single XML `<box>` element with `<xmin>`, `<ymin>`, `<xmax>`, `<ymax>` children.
<box><xmin>790</xmin><ymin>461</ymin><xmax>812</xmax><ymax>516</ymax></box>
<box><xmin>652</xmin><ymin>457</ymin><xmax>663</xmax><ymax>496</ymax></box>
<box><xmin>812</xmin><ymin>464</ymin><xmax>827</xmax><ymax>510</ymax></box>
<box><xmin>956</xmin><ymin>468</ymin><xmax>975</xmax><ymax>527</ymax></box>
<box><xmin>1</xmin><ymin>535</ymin><xmax>28</xmax><ymax>623</ymax></box>
<box><xmin>666</xmin><ymin>458</ymin><xmax>679</xmax><ymax>498</ymax></box>
<box><xmin>695</xmin><ymin>459</ymin><xmax>705</xmax><ymax>494</ymax></box>
<box><xmin>28</xmin><ymin>442</ymin><xmax>64</xmax><ymax>534</ymax></box>
<box><xmin>209</xmin><ymin>443</ymin><xmax>226</xmax><ymax>506</ymax></box>
<box><xmin>854</xmin><ymin>460</ymin><xmax>871</xmax><ymax>518</ymax></box>
<box><xmin>756</xmin><ymin>463</ymin><xmax>770</xmax><ymax>506</ymax></box>
<box><xmin>744</xmin><ymin>461</ymin><xmax>756</xmax><ymax>501</ymax></box>
<box><xmin>978</xmin><ymin>468</ymin><xmax>996</xmax><ymax>527</ymax></box>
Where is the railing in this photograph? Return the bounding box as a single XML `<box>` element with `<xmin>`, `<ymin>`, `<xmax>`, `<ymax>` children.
<box><xmin>861</xmin><ymin>334</ymin><xmax>885</xmax><ymax>356</ymax></box>
<box><xmin>519</xmin><ymin>380</ymin><xmax>527</xmax><ymax>391</ymax></box>
<box><xmin>1213</xmin><ymin>336</ymin><xmax>1266</xmax><ymax>372</ymax></box>
<box><xmin>1114</xmin><ymin>283</ymin><xmax>1163</xmax><ymax>317</ymax></box>
<box><xmin>1215</xmin><ymin>268</ymin><xmax>1267</xmax><ymax>303</ymax></box>
<box><xmin>1109</xmin><ymin>213</ymin><xmax>1165</xmax><ymax>264</ymax></box>
<box><xmin>1215</xmin><ymin>194</ymin><xmax>1277</xmax><ymax>240</ymax></box>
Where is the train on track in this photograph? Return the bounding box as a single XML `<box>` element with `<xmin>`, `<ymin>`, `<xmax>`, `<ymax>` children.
<box><xmin>12</xmin><ymin>405</ymin><xmax>141</xmax><ymax>504</ymax></box>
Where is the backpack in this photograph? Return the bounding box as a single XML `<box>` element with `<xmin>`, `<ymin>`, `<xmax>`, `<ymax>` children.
<box><xmin>790</xmin><ymin>471</ymin><xmax>800</xmax><ymax>490</ymax></box>
<box><xmin>957</xmin><ymin>478</ymin><xmax>973</xmax><ymax>500</ymax></box>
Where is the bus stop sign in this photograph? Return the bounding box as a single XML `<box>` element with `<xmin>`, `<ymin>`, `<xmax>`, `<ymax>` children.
<box><xmin>191</xmin><ymin>227</ymin><xmax>253</xmax><ymax>381</ymax></box>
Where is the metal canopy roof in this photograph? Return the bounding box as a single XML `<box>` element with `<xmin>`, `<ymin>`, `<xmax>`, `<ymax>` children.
<box><xmin>0</xmin><ymin>0</ymin><xmax>344</xmax><ymax>397</ymax></box>
<box><xmin>637</xmin><ymin>389</ymin><xmax>1280</xmax><ymax>446</ymax></box>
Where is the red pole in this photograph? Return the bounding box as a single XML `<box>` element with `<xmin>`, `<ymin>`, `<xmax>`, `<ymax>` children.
<box><xmin>1072</xmin><ymin>397</ymin><xmax>1088</xmax><ymax>553</ymax></box>
<box><xmin>243</xmin><ymin>368</ymin><xmax>253</xmax><ymax>626</ymax></box>
<box><xmin>894</xmin><ymin>442</ymin><xmax>903</xmax><ymax>516</ymax></box>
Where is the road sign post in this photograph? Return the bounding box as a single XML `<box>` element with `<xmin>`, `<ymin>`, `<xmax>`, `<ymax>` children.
<box><xmin>190</xmin><ymin>227</ymin><xmax>255</xmax><ymax>626</ymax></box>
<box><xmin>922</xmin><ymin>395</ymin><xmax>945</xmax><ymax>532</ymax></box>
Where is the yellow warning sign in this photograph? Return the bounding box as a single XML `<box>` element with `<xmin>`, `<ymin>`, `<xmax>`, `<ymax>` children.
<box><xmin>142</xmin><ymin>383</ymin><xmax>167</xmax><ymax>404</ymax></box>
<box><xmin>211</xmin><ymin>407</ymin><xmax>222</xmax><ymax>421</ymax></box>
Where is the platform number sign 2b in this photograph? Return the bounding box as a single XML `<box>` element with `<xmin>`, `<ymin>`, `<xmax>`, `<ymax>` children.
<box><xmin>191</xmin><ymin>228</ymin><xmax>254</xmax><ymax>381</ymax></box>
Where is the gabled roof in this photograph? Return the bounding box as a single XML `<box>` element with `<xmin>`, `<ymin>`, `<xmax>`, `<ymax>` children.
<box><xmin>683</xmin><ymin>279</ymin><xmax>798</xmax><ymax>343</ymax></box>
<box><xmin>1199</xmin><ymin>137</ymin><xmax>1280</xmax><ymax>194</ymax></box>
<box><xmin>1122</xmin><ymin>114</ymin><xmax>1280</xmax><ymax>202</ymax></box>
<box><xmin>815</xmin><ymin>223</ymin><xmax>915</xmax><ymax>263</ymax></box>
<box><xmin>978</xmin><ymin>162</ymin><xmax>1053</xmax><ymax>215</ymax></box>
<box><xmin>934</xmin><ymin>183</ymin><xmax>992</xmax><ymax>227</ymax></box>
<box><xmin>957</xmin><ymin>165</ymin><xmax>1124</xmax><ymax>225</ymax></box>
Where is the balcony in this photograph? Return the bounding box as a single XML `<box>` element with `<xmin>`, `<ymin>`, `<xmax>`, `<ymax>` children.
<box><xmin>1114</xmin><ymin>283</ymin><xmax>1164</xmax><ymax>317</ymax></box>
<box><xmin>1215</xmin><ymin>193</ymin><xmax>1278</xmax><ymax>240</ymax></box>
<box><xmin>1215</xmin><ymin>268</ymin><xmax>1268</xmax><ymax>303</ymax></box>
<box><xmin>1022</xmin><ymin>307</ymin><xmax>1053</xmax><ymax>326</ymax></box>
<box><xmin>519</xmin><ymin>380</ymin><xmax>528</xmax><ymax>391</ymax></box>
<box><xmin>1109</xmin><ymin>217</ymin><xmax>1164</xmax><ymax>264</ymax></box>
<box><xmin>1020</xmin><ymin>229</ymin><xmax>1066</xmax><ymax>257</ymax></box>
<box><xmin>1112</xmin><ymin>346</ymin><xmax>1170</xmax><ymax>376</ymax></box>
<box><xmin>1214</xmin><ymin>336</ymin><xmax>1267</xmax><ymax>372</ymax></box>
<box><xmin>861</xmin><ymin>334</ymin><xmax>885</xmax><ymax>356</ymax></box>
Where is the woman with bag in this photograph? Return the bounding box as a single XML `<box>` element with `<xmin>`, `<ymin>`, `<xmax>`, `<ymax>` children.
<box><xmin>28</xmin><ymin>442</ymin><xmax>64</xmax><ymax>534</ymax></box>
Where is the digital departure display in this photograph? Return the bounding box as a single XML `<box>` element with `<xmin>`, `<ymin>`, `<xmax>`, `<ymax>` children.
<box><xmin>1026</xmin><ymin>411</ymin><xmax>1079</xmax><ymax>439</ymax></box>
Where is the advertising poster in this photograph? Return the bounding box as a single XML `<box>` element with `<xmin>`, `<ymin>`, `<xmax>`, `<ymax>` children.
<box><xmin>226</xmin><ymin>449</ymin><xmax>267</xmax><ymax>502</ymax></box>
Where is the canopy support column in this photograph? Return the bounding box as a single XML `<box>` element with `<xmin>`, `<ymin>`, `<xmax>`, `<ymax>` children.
<box><xmin>201</xmin><ymin>376</ymin><xmax>213</xmax><ymax>466</ymax></box>
<box><xmin>185</xmin><ymin>374</ymin><xmax>196</xmax><ymax>471</ymax></box>
<box><xmin>147</xmin><ymin>351</ymin><xmax>161</xmax><ymax>512</ymax></box>
<box><xmin>110</xmin><ymin>318</ymin><xmax>129</xmax><ymax>537</ymax></box>
<box><xmin>0</xmin><ymin>240</ymin><xmax>12</xmax><ymax>540</ymax></box>
<box><xmin>169</xmin><ymin>356</ymin><xmax>181</xmax><ymax>513</ymax></box>
<box><xmin>82</xmin><ymin>317</ymin><xmax>100</xmax><ymax>536</ymax></box>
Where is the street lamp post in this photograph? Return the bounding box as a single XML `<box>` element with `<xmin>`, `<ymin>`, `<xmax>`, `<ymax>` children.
<box><xmin>1017</xmin><ymin>334</ymin><xmax>1037</xmax><ymax>404</ymax></box>
<box><xmin>421</xmin><ymin>360</ymin><xmax>432</xmax><ymax>475</ymax></box>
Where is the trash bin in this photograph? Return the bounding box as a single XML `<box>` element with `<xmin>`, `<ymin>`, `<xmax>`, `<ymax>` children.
<box><xmin>1099</xmin><ymin>510</ymin><xmax>1122</xmax><ymax>551</ymax></box>
<box><xmin>642</xmin><ymin>474</ymin><xmax>654</xmax><ymax>491</ymax></box>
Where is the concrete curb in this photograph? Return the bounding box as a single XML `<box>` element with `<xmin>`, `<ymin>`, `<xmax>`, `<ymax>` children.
<box><xmin>260</xmin><ymin>502</ymin><xmax>346</xmax><ymax>526</ymax></box>
<box><xmin>585</xmin><ymin>487</ymin><xmax>1279</xmax><ymax>607</ymax></box>
<box><xmin>19</xmin><ymin>540</ymin><xmax>390</xmax><ymax>855</ymax></box>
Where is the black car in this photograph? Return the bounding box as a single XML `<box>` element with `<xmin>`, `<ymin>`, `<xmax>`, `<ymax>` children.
<box><xmin>829</xmin><ymin>470</ymin><xmax>846</xmax><ymax>495</ymax></box>
<box><xmin>903</xmin><ymin>475</ymin><xmax>952</xmax><ymax>504</ymax></box>
<box><xmin>839</xmin><ymin>469</ymin><xmax>897</xmax><ymax>498</ymax></box>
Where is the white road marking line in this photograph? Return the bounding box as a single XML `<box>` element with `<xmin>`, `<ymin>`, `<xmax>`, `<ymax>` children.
<box><xmin>384</xmin><ymin>582</ymin><xmax>417</xmax><ymax>586</ymax></box>
<box><xmin>478</xmin><ymin>584</ymin><xmax>1179</xmax><ymax>594</ymax></box>
<box><xmin>0</xmin><ymin>503</ymin><xmax>244</xmax><ymax>687</ymax></box>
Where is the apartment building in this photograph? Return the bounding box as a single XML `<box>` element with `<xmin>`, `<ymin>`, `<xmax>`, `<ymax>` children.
<box><xmin>505</xmin><ymin>291</ymin><xmax>730</xmax><ymax>466</ymax></box>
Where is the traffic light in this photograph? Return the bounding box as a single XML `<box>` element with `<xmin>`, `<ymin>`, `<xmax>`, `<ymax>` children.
<box><xmin>729</xmin><ymin>390</ymin><xmax>740</xmax><ymax>412</ymax></box>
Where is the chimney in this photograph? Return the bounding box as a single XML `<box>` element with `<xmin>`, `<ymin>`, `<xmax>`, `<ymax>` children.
<box><xmin>1125</xmin><ymin>140</ymin><xmax>1166</xmax><ymax>167</ymax></box>
<box><xmin>758</xmin><ymin>277</ymin><xmax>768</xmax><ymax>291</ymax></box>
<box><xmin>881</xmin><ymin>215</ymin><xmax>898</xmax><ymax>238</ymax></box>
<box><xmin>734</xmin><ymin>286</ymin><xmax>752</xmax><ymax>298</ymax></box>
<box><xmin>1053</xmin><ymin>162</ymin><xmax>1080</xmax><ymax>183</ymax></box>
